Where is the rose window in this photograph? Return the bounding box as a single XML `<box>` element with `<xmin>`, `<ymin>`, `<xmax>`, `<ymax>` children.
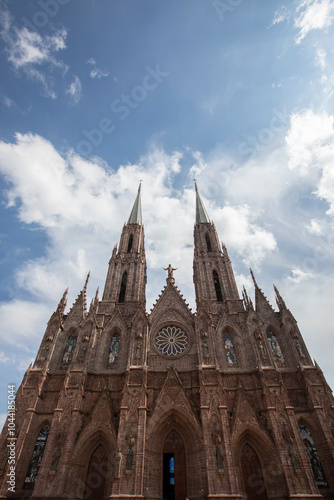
<box><xmin>155</xmin><ymin>326</ymin><xmax>188</xmax><ymax>357</ymax></box>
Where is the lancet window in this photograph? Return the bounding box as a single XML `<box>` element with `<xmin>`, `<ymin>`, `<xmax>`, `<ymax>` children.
<box><xmin>213</xmin><ymin>270</ymin><xmax>223</xmax><ymax>302</ymax></box>
<box><xmin>108</xmin><ymin>335</ymin><xmax>120</xmax><ymax>368</ymax></box>
<box><xmin>127</xmin><ymin>234</ymin><xmax>133</xmax><ymax>253</ymax></box>
<box><xmin>118</xmin><ymin>271</ymin><xmax>128</xmax><ymax>303</ymax></box>
<box><xmin>205</xmin><ymin>233</ymin><xmax>212</xmax><ymax>252</ymax></box>
<box><xmin>267</xmin><ymin>331</ymin><xmax>285</xmax><ymax>367</ymax></box>
<box><xmin>299</xmin><ymin>424</ymin><xmax>328</xmax><ymax>488</ymax></box>
<box><xmin>23</xmin><ymin>424</ymin><xmax>50</xmax><ymax>489</ymax></box>
<box><xmin>59</xmin><ymin>334</ymin><xmax>77</xmax><ymax>370</ymax></box>
<box><xmin>223</xmin><ymin>333</ymin><xmax>238</xmax><ymax>367</ymax></box>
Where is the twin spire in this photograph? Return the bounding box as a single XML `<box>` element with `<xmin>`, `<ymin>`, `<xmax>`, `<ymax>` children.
<box><xmin>195</xmin><ymin>181</ymin><xmax>210</xmax><ymax>223</ymax></box>
<box><xmin>127</xmin><ymin>182</ymin><xmax>142</xmax><ymax>224</ymax></box>
<box><xmin>127</xmin><ymin>181</ymin><xmax>210</xmax><ymax>225</ymax></box>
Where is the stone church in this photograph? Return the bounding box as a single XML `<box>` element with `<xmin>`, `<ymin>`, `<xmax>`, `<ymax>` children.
<box><xmin>0</xmin><ymin>183</ymin><xmax>333</xmax><ymax>500</ymax></box>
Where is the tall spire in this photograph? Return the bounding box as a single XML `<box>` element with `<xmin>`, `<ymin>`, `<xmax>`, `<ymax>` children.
<box><xmin>128</xmin><ymin>182</ymin><xmax>142</xmax><ymax>224</ymax></box>
<box><xmin>195</xmin><ymin>182</ymin><xmax>210</xmax><ymax>223</ymax></box>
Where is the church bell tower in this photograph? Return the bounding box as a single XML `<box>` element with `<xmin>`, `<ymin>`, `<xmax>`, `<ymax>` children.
<box><xmin>193</xmin><ymin>182</ymin><xmax>243</xmax><ymax>315</ymax></box>
<box><xmin>101</xmin><ymin>183</ymin><xmax>147</xmax><ymax>316</ymax></box>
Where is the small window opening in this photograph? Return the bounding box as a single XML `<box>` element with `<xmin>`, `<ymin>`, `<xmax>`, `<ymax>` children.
<box><xmin>118</xmin><ymin>272</ymin><xmax>128</xmax><ymax>303</ymax></box>
<box><xmin>213</xmin><ymin>270</ymin><xmax>223</xmax><ymax>302</ymax></box>
<box><xmin>205</xmin><ymin>233</ymin><xmax>212</xmax><ymax>252</ymax></box>
<box><xmin>127</xmin><ymin>234</ymin><xmax>133</xmax><ymax>253</ymax></box>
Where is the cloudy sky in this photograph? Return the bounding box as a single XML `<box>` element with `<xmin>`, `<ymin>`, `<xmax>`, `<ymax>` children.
<box><xmin>0</xmin><ymin>0</ymin><xmax>334</xmax><ymax>425</ymax></box>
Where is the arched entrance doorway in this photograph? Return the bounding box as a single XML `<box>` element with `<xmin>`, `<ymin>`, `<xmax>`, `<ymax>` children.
<box><xmin>163</xmin><ymin>431</ymin><xmax>187</xmax><ymax>500</ymax></box>
<box><xmin>241</xmin><ymin>443</ymin><xmax>268</xmax><ymax>500</ymax></box>
<box><xmin>83</xmin><ymin>444</ymin><xmax>108</xmax><ymax>500</ymax></box>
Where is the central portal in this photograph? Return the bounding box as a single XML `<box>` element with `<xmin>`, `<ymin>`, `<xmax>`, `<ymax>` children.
<box><xmin>163</xmin><ymin>431</ymin><xmax>187</xmax><ymax>500</ymax></box>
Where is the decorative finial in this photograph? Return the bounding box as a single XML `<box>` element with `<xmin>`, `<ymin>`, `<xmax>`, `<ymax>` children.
<box><xmin>250</xmin><ymin>268</ymin><xmax>258</xmax><ymax>287</ymax></box>
<box><xmin>84</xmin><ymin>271</ymin><xmax>90</xmax><ymax>290</ymax></box>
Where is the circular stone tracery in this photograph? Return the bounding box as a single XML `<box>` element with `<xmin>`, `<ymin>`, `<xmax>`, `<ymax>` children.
<box><xmin>155</xmin><ymin>326</ymin><xmax>188</xmax><ymax>357</ymax></box>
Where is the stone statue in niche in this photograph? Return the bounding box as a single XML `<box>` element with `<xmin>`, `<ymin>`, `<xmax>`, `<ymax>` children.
<box><xmin>126</xmin><ymin>446</ymin><xmax>133</xmax><ymax>472</ymax></box>
<box><xmin>211</xmin><ymin>430</ymin><xmax>224</xmax><ymax>472</ymax></box>
<box><xmin>50</xmin><ymin>447</ymin><xmax>61</xmax><ymax>471</ymax></box>
<box><xmin>39</xmin><ymin>345</ymin><xmax>49</xmax><ymax>360</ymax></box>
<box><xmin>282</xmin><ymin>422</ymin><xmax>300</xmax><ymax>471</ymax></box>
<box><xmin>115</xmin><ymin>448</ymin><xmax>122</xmax><ymax>478</ymax></box>
<box><xmin>295</xmin><ymin>341</ymin><xmax>305</xmax><ymax>358</ymax></box>
<box><xmin>202</xmin><ymin>340</ymin><xmax>209</xmax><ymax>357</ymax></box>
<box><xmin>126</xmin><ymin>434</ymin><xmax>136</xmax><ymax>473</ymax></box>
<box><xmin>135</xmin><ymin>333</ymin><xmax>142</xmax><ymax>359</ymax></box>
<box><xmin>135</xmin><ymin>341</ymin><xmax>142</xmax><ymax>359</ymax></box>
<box><xmin>288</xmin><ymin>445</ymin><xmax>300</xmax><ymax>471</ymax></box>
<box><xmin>216</xmin><ymin>446</ymin><xmax>224</xmax><ymax>472</ymax></box>
<box><xmin>258</xmin><ymin>340</ymin><xmax>267</xmax><ymax>360</ymax></box>
<box><xmin>78</xmin><ymin>344</ymin><xmax>87</xmax><ymax>360</ymax></box>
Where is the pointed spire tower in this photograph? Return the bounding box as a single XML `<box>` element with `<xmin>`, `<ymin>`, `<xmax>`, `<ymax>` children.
<box><xmin>193</xmin><ymin>183</ymin><xmax>243</xmax><ymax>314</ymax></box>
<box><xmin>195</xmin><ymin>181</ymin><xmax>210</xmax><ymax>224</ymax></box>
<box><xmin>102</xmin><ymin>183</ymin><xmax>147</xmax><ymax>313</ymax></box>
<box><xmin>127</xmin><ymin>182</ymin><xmax>142</xmax><ymax>224</ymax></box>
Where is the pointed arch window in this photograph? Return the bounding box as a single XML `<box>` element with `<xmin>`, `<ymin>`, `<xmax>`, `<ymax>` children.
<box><xmin>23</xmin><ymin>424</ymin><xmax>50</xmax><ymax>489</ymax></box>
<box><xmin>205</xmin><ymin>233</ymin><xmax>212</xmax><ymax>252</ymax></box>
<box><xmin>108</xmin><ymin>335</ymin><xmax>120</xmax><ymax>368</ymax></box>
<box><xmin>59</xmin><ymin>334</ymin><xmax>77</xmax><ymax>370</ymax></box>
<box><xmin>223</xmin><ymin>333</ymin><xmax>238</xmax><ymax>367</ymax></box>
<box><xmin>127</xmin><ymin>234</ymin><xmax>133</xmax><ymax>253</ymax></box>
<box><xmin>118</xmin><ymin>271</ymin><xmax>128</xmax><ymax>303</ymax></box>
<box><xmin>213</xmin><ymin>270</ymin><xmax>223</xmax><ymax>302</ymax></box>
<box><xmin>299</xmin><ymin>424</ymin><xmax>328</xmax><ymax>488</ymax></box>
<box><xmin>267</xmin><ymin>331</ymin><xmax>285</xmax><ymax>367</ymax></box>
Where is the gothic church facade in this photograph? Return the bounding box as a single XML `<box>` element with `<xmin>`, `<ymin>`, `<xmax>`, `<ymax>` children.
<box><xmin>0</xmin><ymin>184</ymin><xmax>333</xmax><ymax>500</ymax></box>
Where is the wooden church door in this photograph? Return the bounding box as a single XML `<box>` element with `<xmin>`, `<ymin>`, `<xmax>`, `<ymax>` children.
<box><xmin>163</xmin><ymin>431</ymin><xmax>187</xmax><ymax>500</ymax></box>
<box><xmin>83</xmin><ymin>444</ymin><xmax>108</xmax><ymax>500</ymax></box>
<box><xmin>241</xmin><ymin>444</ymin><xmax>268</xmax><ymax>500</ymax></box>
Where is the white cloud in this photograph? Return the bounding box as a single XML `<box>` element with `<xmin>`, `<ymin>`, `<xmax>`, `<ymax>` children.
<box><xmin>288</xmin><ymin>267</ymin><xmax>313</xmax><ymax>282</ymax></box>
<box><xmin>3</xmin><ymin>95</ymin><xmax>15</xmax><ymax>107</ymax></box>
<box><xmin>0</xmin><ymin>299</ymin><xmax>50</xmax><ymax>349</ymax></box>
<box><xmin>315</xmin><ymin>47</ymin><xmax>327</xmax><ymax>69</ymax></box>
<box><xmin>294</xmin><ymin>0</ymin><xmax>334</xmax><ymax>43</ymax></box>
<box><xmin>271</xmin><ymin>6</ymin><xmax>290</xmax><ymax>26</ymax></box>
<box><xmin>0</xmin><ymin>10</ymin><xmax>68</xmax><ymax>98</ymax></box>
<box><xmin>0</xmin><ymin>134</ymin><xmax>278</xmax><ymax>317</ymax></box>
<box><xmin>286</xmin><ymin>109</ymin><xmax>334</xmax><ymax>213</ymax></box>
<box><xmin>189</xmin><ymin>151</ymin><xmax>208</xmax><ymax>179</ymax></box>
<box><xmin>214</xmin><ymin>205</ymin><xmax>277</xmax><ymax>268</ymax></box>
<box><xmin>0</xmin><ymin>351</ymin><xmax>10</xmax><ymax>363</ymax></box>
<box><xmin>66</xmin><ymin>75</ymin><xmax>82</xmax><ymax>104</ymax></box>
<box><xmin>90</xmin><ymin>68</ymin><xmax>109</xmax><ymax>79</ymax></box>
<box><xmin>306</xmin><ymin>218</ymin><xmax>324</xmax><ymax>234</ymax></box>
<box><xmin>86</xmin><ymin>57</ymin><xmax>109</xmax><ymax>79</ymax></box>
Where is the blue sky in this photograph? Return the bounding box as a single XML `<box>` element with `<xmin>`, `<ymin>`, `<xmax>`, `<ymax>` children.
<box><xmin>0</xmin><ymin>0</ymin><xmax>334</xmax><ymax>425</ymax></box>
